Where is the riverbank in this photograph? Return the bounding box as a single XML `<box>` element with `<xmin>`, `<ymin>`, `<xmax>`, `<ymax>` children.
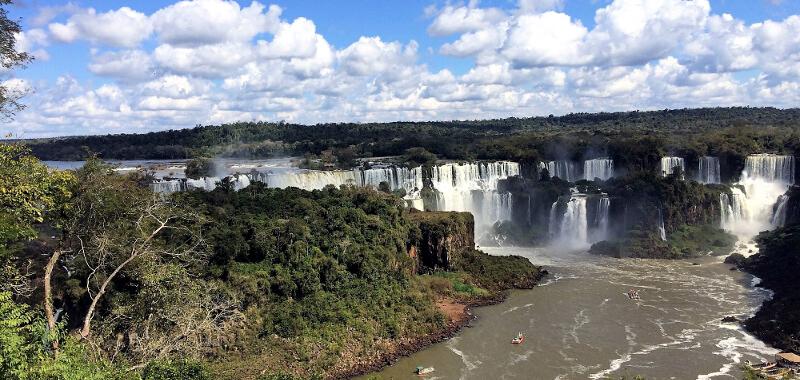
<box><xmin>366</xmin><ymin>247</ymin><xmax>778</xmax><ymax>379</ymax></box>
<box><xmin>733</xmin><ymin>225</ymin><xmax>800</xmax><ymax>353</ymax></box>
<box><xmin>337</xmin><ymin>259</ymin><xmax>546</xmax><ymax>379</ymax></box>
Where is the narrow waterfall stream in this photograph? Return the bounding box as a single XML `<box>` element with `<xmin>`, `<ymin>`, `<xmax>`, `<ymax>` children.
<box><xmin>698</xmin><ymin>156</ymin><xmax>721</xmax><ymax>184</ymax></box>
<box><xmin>660</xmin><ymin>156</ymin><xmax>685</xmax><ymax>177</ymax></box>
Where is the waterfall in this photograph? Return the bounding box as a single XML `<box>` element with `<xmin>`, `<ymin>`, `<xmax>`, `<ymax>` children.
<box><xmin>550</xmin><ymin>194</ymin><xmax>610</xmax><ymax>248</ymax></box>
<box><xmin>150</xmin><ymin>160</ymin><xmax>518</xmax><ymax>239</ymax></box>
<box><xmin>720</xmin><ymin>154</ymin><xmax>795</xmax><ymax>239</ymax></box>
<box><xmin>697</xmin><ymin>156</ymin><xmax>721</xmax><ymax>184</ymax></box>
<box><xmin>743</xmin><ymin>154</ymin><xmax>795</xmax><ymax>184</ymax></box>
<box><xmin>594</xmin><ymin>196</ymin><xmax>610</xmax><ymax>242</ymax></box>
<box><xmin>558</xmin><ymin>196</ymin><xmax>588</xmax><ymax>246</ymax></box>
<box><xmin>720</xmin><ymin>189</ymin><xmax>748</xmax><ymax>232</ymax></box>
<box><xmin>539</xmin><ymin>160</ymin><xmax>579</xmax><ymax>182</ymax></box>
<box><xmin>660</xmin><ymin>157</ymin><xmax>685</xmax><ymax>178</ymax></box>
<box><xmin>254</xmin><ymin>166</ymin><xmax>423</xmax><ymax>193</ymax></box>
<box><xmin>549</xmin><ymin>201</ymin><xmax>561</xmax><ymax>237</ymax></box>
<box><xmin>150</xmin><ymin>179</ymin><xmax>186</xmax><ymax>193</ymax></box>
<box><xmin>429</xmin><ymin>162</ymin><xmax>519</xmax><ymax>240</ymax></box>
<box><xmin>771</xmin><ymin>194</ymin><xmax>789</xmax><ymax>227</ymax></box>
<box><xmin>657</xmin><ymin>208</ymin><xmax>667</xmax><ymax>241</ymax></box>
<box><xmin>584</xmin><ymin>158</ymin><xmax>614</xmax><ymax>181</ymax></box>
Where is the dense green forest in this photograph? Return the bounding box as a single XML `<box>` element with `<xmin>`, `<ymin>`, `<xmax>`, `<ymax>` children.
<box><xmin>0</xmin><ymin>145</ymin><xmax>542</xmax><ymax>380</ymax></box>
<box><xmin>23</xmin><ymin>108</ymin><xmax>800</xmax><ymax>168</ymax></box>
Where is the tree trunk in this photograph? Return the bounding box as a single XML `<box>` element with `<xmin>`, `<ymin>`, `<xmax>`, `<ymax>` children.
<box><xmin>43</xmin><ymin>249</ymin><xmax>61</xmax><ymax>354</ymax></box>
<box><xmin>80</xmin><ymin>254</ymin><xmax>137</xmax><ymax>339</ymax></box>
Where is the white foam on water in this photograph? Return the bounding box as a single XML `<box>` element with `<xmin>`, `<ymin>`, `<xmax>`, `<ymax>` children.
<box><xmin>590</xmin><ymin>327</ymin><xmax>703</xmax><ymax>379</ymax></box>
<box><xmin>446</xmin><ymin>337</ymin><xmax>482</xmax><ymax>373</ymax></box>
<box><xmin>505</xmin><ymin>349</ymin><xmax>535</xmax><ymax>367</ymax></box>
<box><xmin>624</xmin><ymin>325</ymin><xmax>638</xmax><ymax>347</ymax></box>
<box><xmin>502</xmin><ymin>303</ymin><xmax>535</xmax><ymax>315</ymax></box>
<box><xmin>697</xmin><ymin>323</ymin><xmax>779</xmax><ymax>380</ymax></box>
<box><xmin>589</xmin><ymin>353</ymin><xmax>633</xmax><ymax>379</ymax></box>
<box><xmin>568</xmin><ymin>309</ymin><xmax>590</xmax><ymax>345</ymax></box>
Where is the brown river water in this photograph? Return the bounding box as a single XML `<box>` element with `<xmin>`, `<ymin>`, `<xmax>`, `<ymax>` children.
<box><xmin>360</xmin><ymin>247</ymin><xmax>777</xmax><ymax>380</ymax></box>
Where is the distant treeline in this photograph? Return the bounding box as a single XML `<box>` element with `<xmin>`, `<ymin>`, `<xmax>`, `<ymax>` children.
<box><xmin>24</xmin><ymin>107</ymin><xmax>800</xmax><ymax>162</ymax></box>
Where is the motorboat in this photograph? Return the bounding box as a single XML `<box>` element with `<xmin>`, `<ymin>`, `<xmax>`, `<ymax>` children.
<box><xmin>415</xmin><ymin>366</ymin><xmax>434</xmax><ymax>376</ymax></box>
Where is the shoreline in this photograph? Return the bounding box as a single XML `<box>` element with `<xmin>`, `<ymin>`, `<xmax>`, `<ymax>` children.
<box><xmin>331</xmin><ymin>292</ymin><xmax>511</xmax><ymax>380</ymax></box>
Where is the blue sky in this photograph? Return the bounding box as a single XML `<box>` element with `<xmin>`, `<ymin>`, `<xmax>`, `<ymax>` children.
<box><xmin>3</xmin><ymin>0</ymin><xmax>800</xmax><ymax>137</ymax></box>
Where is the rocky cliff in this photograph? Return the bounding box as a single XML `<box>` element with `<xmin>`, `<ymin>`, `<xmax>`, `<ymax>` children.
<box><xmin>735</xmin><ymin>224</ymin><xmax>800</xmax><ymax>353</ymax></box>
<box><xmin>408</xmin><ymin>211</ymin><xmax>475</xmax><ymax>272</ymax></box>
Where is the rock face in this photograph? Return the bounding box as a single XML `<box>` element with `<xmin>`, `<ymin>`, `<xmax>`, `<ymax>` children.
<box><xmin>408</xmin><ymin>211</ymin><xmax>475</xmax><ymax>272</ymax></box>
<box><xmin>739</xmin><ymin>224</ymin><xmax>800</xmax><ymax>353</ymax></box>
<box><xmin>721</xmin><ymin>316</ymin><xmax>739</xmax><ymax>323</ymax></box>
<box><xmin>783</xmin><ymin>186</ymin><xmax>800</xmax><ymax>226</ymax></box>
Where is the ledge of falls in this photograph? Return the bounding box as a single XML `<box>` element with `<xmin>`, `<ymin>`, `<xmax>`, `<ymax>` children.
<box><xmin>150</xmin><ymin>160</ymin><xmax>519</xmax><ymax>245</ymax></box>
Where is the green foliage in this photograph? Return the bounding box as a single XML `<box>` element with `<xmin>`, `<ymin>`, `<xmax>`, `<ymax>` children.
<box><xmin>422</xmin><ymin>272</ymin><xmax>489</xmax><ymax>298</ymax></box>
<box><xmin>0</xmin><ymin>143</ymin><xmax>74</xmax><ymax>295</ymax></box>
<box><xmin>454</xmin><ymin>249</ymin><xmax>541</xmax><ymax>291</ymax></box>
<box><xmin>0</xmin><ymin>144</ymin><xmax>74</xmax><ymax>244</ymax></box>
<box><xmin>0</xmin><ymin>291</ymin><xmax>34</xmax><ymax>378</ymax></box>
<box><xmin>184</xmin><ymin>157</ymin><xmax>214</xmax><ymax>179</ymax></box>
<box><xmin>142</xmin><ymin>359</ymin><xmax>211</xmax><ymax>380</ymax></box>
<box><xmin>667</xmin><ymin>224</ymin><xmax>735</xmax><ymax>256</ymax></box>
<box><xmin>1</xmin><ymin>0</ymin><xmax>33</xmax><ymax>119</ymax></box>
<box><xmin>403</xmin><ymin>147</ymin><xmax>437</xmax><ymax>167</ymax></box>
<box><xmin>0</xmin><ymin>292</ymin><xmax>124</xmax><ymax>380</ymax></box>
<box><xmin>180</xmin><ymin>184</ymin><xmax>443</xmax><ymax>374</ymax></box>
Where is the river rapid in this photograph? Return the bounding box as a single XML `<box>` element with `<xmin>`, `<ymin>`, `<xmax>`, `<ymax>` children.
<box><xmin>363</xmin><ymin>247</ymin><xmax>776</xmax><ymax>380</ymax></box>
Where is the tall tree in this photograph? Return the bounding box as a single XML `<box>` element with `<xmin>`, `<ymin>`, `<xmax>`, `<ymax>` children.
<box><xmin>0</xmin><ymin>144</ymin><xmax>73</xmax><ymax>296</ymax></box>
<box><xmin>55</xmin><ymin>160</ymin><xmax>207</xmax><ymax>340</ymax></box>
<box><xmin>0</xmin><ymin>0</ymin><xmax>32</xmax><ymax>120</ymax></box>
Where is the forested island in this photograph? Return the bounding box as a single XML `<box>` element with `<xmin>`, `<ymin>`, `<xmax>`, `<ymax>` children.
<box><xmin>3</xmin><ymin>107</ymin><xmax>800</xmax><ymax>379</ymax></box>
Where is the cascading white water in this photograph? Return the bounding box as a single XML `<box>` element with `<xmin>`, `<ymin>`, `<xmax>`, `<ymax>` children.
<box><xmin>429</xmin><ymin>162</ymin><xmax>519</xmax><ymax>239</ymax></box>
<box><xmin>657</xmin><ymin>208</ymin><xmax>667</xmax><ymax>241</ymax></box>
<box><xmin>594</xmin><ymin>196</ymin><xmax>610</xmax><ymax>242</ymax></box>
<box><xmin>660</xmin><ymin>157</ymin><xmax>685</xmax><ymax>178</ymax></box>
<box><xmin>720</xmin><ymin>154</ymin><xmax>795</xmax><ymax>242</ymax></box>
<box><xmin>584</xmin><ymin>158</ymin><xmax>614</xmax><ymax>181</ymax></box>
<box><xmin>253</xmin><ymin>166</ymin><xmax>423</xmax><ymax>193</ymax></box>
<box><xmin>539</xmin><ymin>160</ymin><xmax>579</xmax><ymax>182</ymax></box>
<box><xmin>771</xmin><ymin>195</ymin><xmax>789</xmax><ymax>227</ymax></box>
<box><xmin>743</xmin><ymin>154</ymin><xmax>795</xmax><ymax>184</ymax></box>
<box><xmin>550</xmin><ymin>194</ymin><xmax>610</xmax><ymax>249</ymax></box>
<box><xmin>558</xmin><ymin>197</ymin><xmax>588</xmax><ymax>246</ymax></box>
<box><xmin>151</xmin><ymin>179</ymin><xmax>186</xmax><ymax>193</ymax></box>
<box><xmin>549</xmin><ymin>201</ymin><xmax>561</xmax><ymax>237</ymax></box>
<box><xmin>697</xmin><ymin>156</ymin><xmax>721</xmax><ymax>184</ymax></box>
